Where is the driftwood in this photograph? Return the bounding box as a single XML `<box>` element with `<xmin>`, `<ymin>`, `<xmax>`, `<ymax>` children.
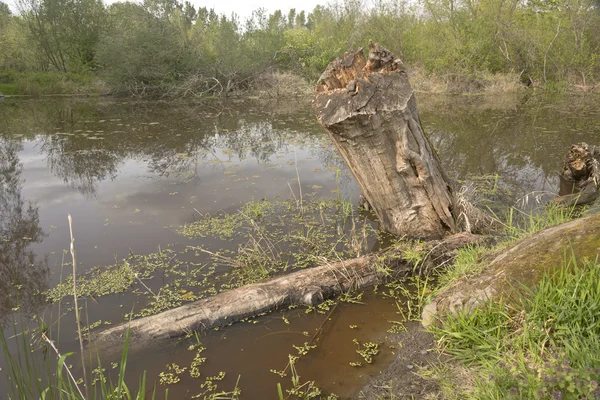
<box><xmin>422</xmin><ymin>212</ymin><xmax>600</xmax><ymax>327</ymax></box>
<box><xmin>553</xmin><ymin>142</ymin><xmax>600</xmax><ymax>207</ymax></box>
<box><xmin>313</xmin><ymin>43</ymin><xmax>455</xmax><ymax>239</ymax></box>
<box><xmin>90</xmin><ymin>233</ymin><xmax>482</xmax><ymax>351</ymax></box>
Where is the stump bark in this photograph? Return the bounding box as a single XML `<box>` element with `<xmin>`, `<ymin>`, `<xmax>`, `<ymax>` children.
<box><xmin>313</xmin><ymin>43</ymin><xmax>456</xmax><ymax>239</ymax></box>
<box><xmin>554</xmin><ymin>142</ymin><xmax>600</xmax><ymax>207</ymax></box>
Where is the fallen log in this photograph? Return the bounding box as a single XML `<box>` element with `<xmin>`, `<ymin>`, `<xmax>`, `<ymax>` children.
<box><xmin>422</xmin><ymin>212</ymin><xmax>600</xmax><ymax>327</ymax></box>
<box><xmin>90</xmin><ymin>233</ymin><xmax>482</xmax><ymax>352</ymax></box>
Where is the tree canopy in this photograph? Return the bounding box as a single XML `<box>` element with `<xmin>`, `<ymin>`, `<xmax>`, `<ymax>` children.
<box><xmin>0</xmin><ymin>0</ymin><xmax>598</xmax><ymax>94</ymax></box>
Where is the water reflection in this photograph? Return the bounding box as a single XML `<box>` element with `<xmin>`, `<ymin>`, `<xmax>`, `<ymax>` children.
<box><xmin>0</xmin><ymin>94</ymin><xmax>599</xmax><ymax>397</ymax></box>
<box><xmin>0</xmin><ymin>99</ymin><xmax>338</xmax><ymax>197</ymax></box>
<box><xmin>0</xmin><ymin>140</ymin><xmax>48</xmax><ymax>325</ymax></box>
<box><xmin>420</xmin><ymin>94</ymin><xmax>600</xmax><ymax>199</ymax></box>
<box><xmin>41</xmin><ymin>136</ymin><xmax>120</xmax><ymax>196</ymax></box>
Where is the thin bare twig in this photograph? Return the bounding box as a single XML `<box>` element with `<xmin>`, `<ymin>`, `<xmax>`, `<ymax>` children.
<box><xmin>544</xmin><ymin>19</ymin><xmax>562</xmax><ymax>84</ymax></box>
<box><xmin>295</xmin><ymin>150</ymin><xmax>303</xmax><ymax>214</ymax></box>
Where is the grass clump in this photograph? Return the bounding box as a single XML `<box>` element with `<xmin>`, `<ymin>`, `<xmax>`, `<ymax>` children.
<box><xmin>434</xmin><ymin>245</ymin><xmax>489</xmax><ymax>292</ymax></box>
<box><xmin>430</xmin><ymin>255</ymin><xmax>600</xmax><ymax>399</ymax></box>
<box><xmin>432</xmin><ymin>202</ymin><xmax>581</xmax><ymax>295</ymax></box>
<box><xmin>499</xmin><ymin>202</ymin><xmax>580</xmax><ymax>242</ymax></box>
<box><xmin>1</xmin><ymin>322</ymin><xmax>160</xmax><ymax>399</ymax></box>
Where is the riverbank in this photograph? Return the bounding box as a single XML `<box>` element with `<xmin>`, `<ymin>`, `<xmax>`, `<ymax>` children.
<box><xmin>359</xmin><ymin>206</ymin><xmax>600</xmax><ymax>400</ymax></box>
<box><xmin>2</xmin><ymin>69</ymin><xmax>598</xmax><ymax>99</ymax></box>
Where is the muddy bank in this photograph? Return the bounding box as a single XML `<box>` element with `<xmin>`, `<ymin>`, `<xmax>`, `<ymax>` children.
<box><xmin>356</xmin><ymin>321</ymin><xmax>446</xmax><ymax>399</ymax></box>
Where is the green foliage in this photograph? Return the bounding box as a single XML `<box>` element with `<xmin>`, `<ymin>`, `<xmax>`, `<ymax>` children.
<box><xmin>2</xmin><ymin>0</ymin><xmax>600</xmax><ymax>94</ymax></box>
<box><xmin>95</xmin><ymin>1</ymin><xmax>185</xmax><ymax>91</ymax></box>
<box><xmin>21</xmin><ymin>0</ymin><xmax>106</xmax><ymax>72</ymax></box>
<box><xmin>431</xmin><ymin>255</ymin><xmax>600</xmax><ymax>399</ymax></box>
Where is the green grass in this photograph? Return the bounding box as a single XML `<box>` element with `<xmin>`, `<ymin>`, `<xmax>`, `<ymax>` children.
<box><xmin>429</xmin><ymin>253</ymin><xmax>600</xmax><ymax>399</ymax></box>
<box><xmin>496</xmin><ymin>202</ymin><xmax>580</xmax><ymax>243</ymax></box>
<box><xmin>431</xmin><ymin>203</ymin><xmax>581</xmax><ymax>296</ymax></box>
<box><xmin>433</xmin><ymin>244</ymin><xmax>489</xmax><ymax>291</ymax></box>
<box><xmin>0</xmin><ymin>71</ymin><xmax>101</xmax><ymax>96</ymax></box>
<box><xmin>1</xmin><ymin>321</ymin><xmax>160</xmax><ymax>399</ymax></box>
<box><xmin>0</xmin><ymin>82</ymin><xmax>19</xmax><ymax>95</ymax></box>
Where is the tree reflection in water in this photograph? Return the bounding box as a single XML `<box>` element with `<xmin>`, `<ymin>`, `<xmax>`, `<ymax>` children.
<box><xmin>0</xmin><ymin>140</ymin><xmax>48</xmax><ymax>326</ymax></box>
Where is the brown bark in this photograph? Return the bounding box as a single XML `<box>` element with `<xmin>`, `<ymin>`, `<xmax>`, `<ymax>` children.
<box><xmin>313</xmin><ymin>43</ymin><xmax>456</xmax><ymax>239</ymax></box>
<box><xmin>553</xmin><ymin>142</ymin><xmax>600</xmax><ymax>207</ymax></box>
<box><xmin>89</xmin><ymin>233</ymin><xmax>482</xmax><ymax>352</ymax></box>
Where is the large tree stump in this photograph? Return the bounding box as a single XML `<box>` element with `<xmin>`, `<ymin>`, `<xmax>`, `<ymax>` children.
<box><xmin>313</xmin><ymin>43</ymin><xmax>455</xmax><ymax>239</ymax></box>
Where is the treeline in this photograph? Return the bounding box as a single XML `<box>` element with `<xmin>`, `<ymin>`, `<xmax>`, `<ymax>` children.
<box><xmin>0</xmin><ymin>0</ymin><xmax>599</xmax><ymax>96</ymax></box>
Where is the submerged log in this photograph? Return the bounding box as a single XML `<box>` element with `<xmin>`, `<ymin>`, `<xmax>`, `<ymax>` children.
<box><xmin>422</xmin><ymin>212</ymin><xmax>600</xmax><ymax>327</ymax></box>
<box><xmin>90</xmin><ymin>233</ymin><xmax>482</xmax><ymax>351</ymax></box>
<box><xmin>313</xmin><ymin>43</ymin><xmax>456</xmax><ymax>239</ymax></box>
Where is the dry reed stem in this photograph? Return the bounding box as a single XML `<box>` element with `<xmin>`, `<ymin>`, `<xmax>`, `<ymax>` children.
<box><xmin>41</xmin><ymin>332</ymin><xmax>86</xmax><ymax>399</ymax></box>
<box><xmin>68</xmin><ymin>214</ymin><xmax>88</xmax><ymax>395</ymax></box>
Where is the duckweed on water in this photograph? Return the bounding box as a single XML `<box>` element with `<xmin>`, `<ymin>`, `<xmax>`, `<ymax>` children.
<box><xmin>46</xmin><ymin>249</ymin><xmax>191</xmax><ymax>303</ymax></box>
<box><xmin>179</xmin><ymin>197</ymin><xmax>383</xmax><ymax>273</ymax></box>
<box><xmin>44</xmin><ymin>195</ymin><xmax>387</xmax><ymax>342</ymax></box>
<box><xmin>159</xmin><ymin>363</ymin><xmax>187</xmax><ymax>385</ymax></box>
<box><xmin>353</xmin><ymin>339</ymin><xmax>380</xmax><ymax>365</ymax></box>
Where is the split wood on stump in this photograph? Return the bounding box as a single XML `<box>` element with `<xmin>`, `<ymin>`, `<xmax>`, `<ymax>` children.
<box><xmin>313</xmin><ymin>43</ymin><xmax>456</xmax><ymax>239</ymax></box>
<box><xmin>554</xmin><ymin>142</ymin><xmax>600</xmax><ymax>207</ymax></box>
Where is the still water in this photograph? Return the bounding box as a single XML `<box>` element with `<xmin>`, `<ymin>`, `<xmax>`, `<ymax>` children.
<box><xmin>1</xmin><ymin>93</ymin><xmax>599</xmax><ymax>398</ymax></box>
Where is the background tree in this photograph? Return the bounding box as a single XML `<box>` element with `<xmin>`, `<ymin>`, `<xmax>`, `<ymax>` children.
<box><xmin>18</xmin><ymin>0</ymin><xmax>105</xmax><ymax>72</ymax></box>
<box><xmin>96</xmin><ymin>2</ymin><xmax>183</xmax><ymax>91</ymax></box>
<box><xmin>2</xmin><ymin>0</ymin><xmax>599</xmax><ymax>94</ymax></box>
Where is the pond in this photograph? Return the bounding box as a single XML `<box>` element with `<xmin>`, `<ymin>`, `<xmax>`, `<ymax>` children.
<box><xmin>1</xmin><ymin>92</ymin><xmax>599</xmax><ymax>399</ymax></box>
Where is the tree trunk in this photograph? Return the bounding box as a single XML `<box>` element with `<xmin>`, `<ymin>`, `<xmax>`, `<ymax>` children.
<box><xmin>89</xmin><ymin>233</ymin><xmax>482</xmax><ymax>353</ymax></box>
<box><xmin>313</xmin><ymin>43</ymin><xmax>456</xmax><ymax>239</ymax></box>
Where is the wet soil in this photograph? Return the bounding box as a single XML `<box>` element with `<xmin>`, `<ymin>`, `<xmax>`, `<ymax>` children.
<box><xmin>356</xmin><ymin>322</ymin><xmax>447</xmax><ymax>399</ymax></box>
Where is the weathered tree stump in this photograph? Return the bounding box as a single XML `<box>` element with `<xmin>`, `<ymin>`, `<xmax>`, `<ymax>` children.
<box><xmin>554</xmin><ymin>142</ymin><xmax>600</xmax><ymax>207</ymax></box>
<box><xmin>313</xmin><ymin>43</ymin><xmax>456</xmax><ymax>239</ymax></box>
